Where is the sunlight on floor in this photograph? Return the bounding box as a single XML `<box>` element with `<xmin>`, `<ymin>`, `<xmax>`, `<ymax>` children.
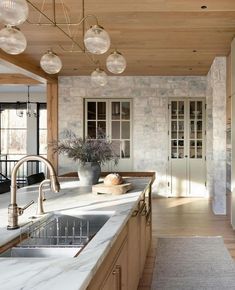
<box><xmin>166</xmin><ymin>197</ymin><xmax>209</xmax><ymax>208</ymax></box>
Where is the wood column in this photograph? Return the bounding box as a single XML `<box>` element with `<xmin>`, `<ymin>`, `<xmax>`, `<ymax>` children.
<box><xmin>47</xmin><ymin>81</ymin><xmax>58</xmax><ymax>173</ymax></box>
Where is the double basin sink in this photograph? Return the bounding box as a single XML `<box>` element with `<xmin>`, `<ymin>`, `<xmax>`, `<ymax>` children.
<box><xmin>0</xmin><ymin>211</ymin><xmax>113</xmax><ymax>258</ymax></box>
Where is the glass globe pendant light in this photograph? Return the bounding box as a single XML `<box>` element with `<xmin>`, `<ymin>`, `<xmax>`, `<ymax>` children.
<box><xmin>0</xmin><ymin>25</ymin><xmax>27</xmax><ymax>54</ymax></box>
<box><xmin>40</xmin><ymin>50</ymin><xmax>63</xmax><ymax>74</ymax></box>
<box><xmin>91</xmin><ymin>68</ymin><xmax>108</xmax><ymax>86</ymax></box>
<box><xmin>0</xmin><ymin>0</ymin><xmax>29</xmax><ymax>26</ymax></box>
<box><xmin>106</xmin><ymin>50</ymin><xmax>127</xmax><ymax>74</ymax></box>
<box><xmin>84</xmin><ymin>25</ymin><xmax>110</xmax><ymax>55</ymax></box>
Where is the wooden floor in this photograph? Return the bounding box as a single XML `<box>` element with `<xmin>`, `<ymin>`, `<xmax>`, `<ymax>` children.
<box><xmin>138</xmin><ymin>197</ymin><xmax>235</xmax><ymax>290</ymax></box>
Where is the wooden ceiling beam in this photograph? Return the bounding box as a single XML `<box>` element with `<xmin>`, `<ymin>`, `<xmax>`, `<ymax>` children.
<box><xmin>0</xmin><ymin>73</ymin><xmax>42</xmax><ymax>84</ymax></box>
<box><xmin>0</xmin><ymin>51</ymin><xmax>57</xmax><ymax>84</ymax></box>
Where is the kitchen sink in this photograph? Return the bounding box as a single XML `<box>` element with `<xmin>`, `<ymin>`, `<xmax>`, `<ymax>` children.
<box><xmin>1</xmin><ymin>247</ymin><xmax>81</xmax><ymax>258</ymax></box>
<box><xmin>0</xmin><ymin>211</ymin><xmax>113</xmax><ymax>258</ymax></box>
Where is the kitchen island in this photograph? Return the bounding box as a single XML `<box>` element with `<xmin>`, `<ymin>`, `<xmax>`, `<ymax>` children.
<box><xmin>0</xmin><ymin>175</ymin><xmax>153</xmax><ymax>290</ymax></box>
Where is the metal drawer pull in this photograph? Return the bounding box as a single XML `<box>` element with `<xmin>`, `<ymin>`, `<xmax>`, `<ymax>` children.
<box><xmin>140</xmin><ymin>202</ymin><xmax>147</xmax><ymax>216</ymax></box>
<box><xmin>131</xmin><ymin>209</ymin><xmax>139</xmax><ymax>217</ymax></box>
<box><xmin>146</xmin><ymin>210</ymin><xmax>151</xmax><ymax>225</ymax></box>
<box><xmin>131</xmin><ymin>199</ymin><xmax>144</xmax><ymax>217</ymax></box>
<box><xmin>112</xmin><ymin>265</ymin><xmax>122</xmax><ymax>290</ymax></box>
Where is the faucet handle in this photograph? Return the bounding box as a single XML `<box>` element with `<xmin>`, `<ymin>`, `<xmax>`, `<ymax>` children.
<box><xmin>18</xmin><ymin>200</ymin><xmax>34</xmax><ymax>216</ymax></box>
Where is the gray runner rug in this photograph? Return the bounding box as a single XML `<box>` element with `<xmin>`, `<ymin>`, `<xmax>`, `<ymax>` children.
<box><xmin>151</xmin><ymin>237</ymin><xmax>235</xmax><ymax>290</ymax></box>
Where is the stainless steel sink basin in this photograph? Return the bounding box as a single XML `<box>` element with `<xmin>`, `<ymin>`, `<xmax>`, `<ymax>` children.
<box><xmin>0</xmin><ymin>211</ymin><xmax>112</xmax><ymax>258</ymax></box>
<box><xmin>1</xmin><ymin>247</ymin><xmax>82</xmax><ymax>258</ymax></box>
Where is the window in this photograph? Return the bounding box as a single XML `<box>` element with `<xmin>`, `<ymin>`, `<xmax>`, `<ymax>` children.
<box><xmin>85</xmin><ymin>99</ymin><xmax>132</xmax><ymax>171</ymax></box>
<box><xmin>0</xmin><ymin>103</ymin><xmax>27</xmax><ymax>159</ymax></box>
<box><xmin>0</xmin><ymin>102</ymin><xmax>47</xmax><ymax>183</ymax></box>
<box><xmin>38</xmin><ymin>103</ymin><xmax>47</xmax><ymax>156</ymax></box>
<box><xmin>87</xmin><ymin>101</ymin><xmax>106</xmax><ymax>138</ymax></box>
<box><xmin>111</xmin><ymin>101</ymin><xmax>131</xmax><ymax>159</ymax></box>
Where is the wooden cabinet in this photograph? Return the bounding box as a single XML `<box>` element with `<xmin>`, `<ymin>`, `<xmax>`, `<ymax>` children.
<box><xmin>87</xmin><ymin>184</ymin><xmax>152</xmax><ymax>290</ymax></box>
<box><xmin>102</xmin><ymin>240</ymin><xmax>128</xmax><ymax>290</ymax></box>
<box><xmin>127</xmin><ymin>209</ymin><xmax>140</xmax><ymax>290</ymax></box>
<box><xmin>140</xmin><ymin>200</ymin><xmax>147</xmax><ymax>274</ymax></box>
<box><xmin>128</xmin><ymin>195</ymin><xmax>151</xmax><ymax>290</ymax></box>
<box><xmin>87</xmin><ymin>227</ymin><xmax>128</xmax><ymax>290</ymax></box>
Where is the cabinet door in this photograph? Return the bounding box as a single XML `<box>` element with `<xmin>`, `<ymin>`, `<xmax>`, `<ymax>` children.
<box><xmin>102</xmin><ymin>268</ymin><xmax>116</xmax><ymax>290</ymax></box>
<box><xmin>145</xmin><ymin>221</ymin><xmax>151</xmax><ymax>256</ymax></box>
<box><xmin>188</xmin><ymin>100</ymin><xmax>206</xmax><ymax>196</ymax></box>
<box><xmin>140</xmin><ymin>202</ymin><xmax>151</xmax><ymax>271</ymax></box>
<box><xmin>102</xmin><ymin>240</ymin><xmax>128</xmax><ymax>290</ymax></box>
<box><xmin>139</xmin><ymin>201</ymin><xmax>147</xmax><ymax>275</ymax></box>
<box><xmin>169</xmin><ymin>100</ymin><xmax>188</xmax><ymax>196</ymax></box>
<box><xmin>128</xmin><ymin>213</ymin><xmax>140</xmax><ymax>290</ymax></box>
<box><xmin>169</xmin><ymin>99</ymin><xmax>206</xmax><ymax>197</ymax></box>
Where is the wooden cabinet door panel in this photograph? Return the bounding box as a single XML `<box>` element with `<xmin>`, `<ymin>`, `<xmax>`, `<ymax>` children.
<box><xmin>127</xmin><ymin>215</ymin><xmax>140</xmax><ymax>290</ymax></box>
<box><xmin>140</xmin><ymin>213</ymin><xmax>146</xmax><ymax>275</ymax></box>
<box><xmin>102</xmin><ymin>240</ymin><xmax>128</xmax><ymax>290</ymax></box>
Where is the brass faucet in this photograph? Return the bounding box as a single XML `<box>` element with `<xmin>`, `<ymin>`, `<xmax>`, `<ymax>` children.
<box><xmin>36</xmin><ymin>179</ymin><xmax>51</xmax><ymax>216</ymax></box>
<box><xmin>7</xmin><ymin>155</ymin><xmax>60</xmax><ymax>230</ymax></box>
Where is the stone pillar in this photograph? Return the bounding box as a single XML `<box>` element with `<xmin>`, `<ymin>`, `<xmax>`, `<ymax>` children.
<box><xmin>230</xmin><ymin>39</ymin><xmax>235</xmax><ymax>227</ymax></box>
<box><xmin>207</xmin><ymin>57</ymin><xmax>227</xmax><ymax>214</ymax></box>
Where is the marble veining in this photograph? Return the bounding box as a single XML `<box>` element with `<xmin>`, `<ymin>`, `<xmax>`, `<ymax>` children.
<box><xmin>0</xmin><ymin>177</ymin><xmax>150</xmax><ymax>290</ymax></box>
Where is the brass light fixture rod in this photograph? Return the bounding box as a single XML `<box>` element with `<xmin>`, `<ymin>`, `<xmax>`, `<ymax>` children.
<box><xmin>26</xmin><ymin>0</ymin><xmax>84</xmax><ymax>52</ymax></box>
<box><xmin>26</xmin><ymin>0</ymin><xmax>100</xmax><ymax>65</ymax></box>
<box><xmin>26</xmin><ymin>0</ymin><xmax>98</xmax><ymax>26</ymax></box>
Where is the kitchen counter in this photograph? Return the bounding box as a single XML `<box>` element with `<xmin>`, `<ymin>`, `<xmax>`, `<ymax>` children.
<box><xmin>0</xmin><ymin>176</ymin><xmax>152</xmax><ymax>290</ymax></box>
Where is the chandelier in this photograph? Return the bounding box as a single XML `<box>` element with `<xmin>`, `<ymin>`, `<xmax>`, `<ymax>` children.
<box><xmin>16</xmin><ymin>85</ymin><xmax>37</xmax><ymax>118</ymax></box>
<box><xmin>0</xmin><ymin>0</ymin><xmax>127</xmax><ymax>85</ymax></box>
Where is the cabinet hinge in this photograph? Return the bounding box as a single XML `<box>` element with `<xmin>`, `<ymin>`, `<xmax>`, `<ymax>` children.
<box><xmin>168</xmin><ymin>104</ymin><xmax>170</xmax><ymax>109</ymax></box>
<box><xmin>205</xmin><ymin>103</ymin><xmax>207</xmax><ymax>110</ymax></box>
<box><xmin>205</xmin><ymin>156</ymin><xmax>206</xmax><ymax>161</ymax></box>
<box><xmin>168</xmin><ymin>130</ymin><xmax>169</xmax><ymax>135</ymax></box>
<box><xmin>205</xmin><ymin>181</ymin><xmax>207</xmax><ymax>187</ymax></box>
<box><xmin>168</xmin><ymin>156</ymin><xmax>170</xmax><ymax>161</ymax></box>
<box><xmin>168</xmin><ymin>182</ymin><xmax>170</xmax><ymax>187</ymax></box>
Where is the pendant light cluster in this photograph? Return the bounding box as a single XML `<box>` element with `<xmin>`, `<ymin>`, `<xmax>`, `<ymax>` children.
<box><xmin>0</xmin><ymin>0</ymin><xmax>127</xmax><ymax>86</ymax></box>
<box><xmin>0</xmin><ymin>0</ymin><xmax>28</xmax><ymax>54</ymax></box>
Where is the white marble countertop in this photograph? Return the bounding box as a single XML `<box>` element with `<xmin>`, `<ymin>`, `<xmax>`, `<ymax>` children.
<box><xmin>0</xmin><ymin>177</ymin><xmax>151</xmax><ymax>290</ymax></box>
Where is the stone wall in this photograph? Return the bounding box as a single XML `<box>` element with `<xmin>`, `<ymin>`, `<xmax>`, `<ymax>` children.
<box><xmin>206</xmin><ymin>57</ymin><xmax>227</xmax><ymax>214</ymax></box>
<box><xmin>58</xmin><ymin>76</ymin><xmax>206</xmax><ymax>195</ymax></box>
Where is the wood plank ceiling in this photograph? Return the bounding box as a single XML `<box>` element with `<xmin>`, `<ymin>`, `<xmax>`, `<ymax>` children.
<box><xmin>2</xmin><ymin>0</ymin><xmax>235</xmax><ymax>76</ymax></box>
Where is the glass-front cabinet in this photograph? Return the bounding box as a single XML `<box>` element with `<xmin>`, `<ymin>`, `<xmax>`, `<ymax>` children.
<box><xmin>170</xmin><ymin>100</ymin><xmax>185</xmax><ymax>159</ymax></box>
<box><xmin>169</xmin><ymin>99</ymin><xmax>206</xmax><ymax>197</ymax></box>
<box><xmin>85</xmin><ymin>99</ymin><xmax>132</xmax><ymax>171</ymax></box>
<box><xmin>189</xmin><ymin>101</ymin><xmax>203</xmax><ymax>159</ymax></box>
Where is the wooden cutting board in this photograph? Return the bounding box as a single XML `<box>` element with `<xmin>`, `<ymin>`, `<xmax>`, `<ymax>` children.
<box><xmin>92</xmin><ymin>182</ymin><xmax>132</xmax><ymax>195</ymax></box>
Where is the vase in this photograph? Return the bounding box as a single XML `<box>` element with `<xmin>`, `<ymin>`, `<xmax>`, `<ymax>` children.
<box><xmin>78</xmin><ymin>162</ymin><xmax>101</xmax><ymax>186</ymax></box>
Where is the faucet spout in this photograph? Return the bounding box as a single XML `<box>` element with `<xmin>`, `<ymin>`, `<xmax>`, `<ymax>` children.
<box><xmin>50</xmin><ymin>175</ymin><xmax>60</xmax><ymax>192</ymax></box>
<box><xmin>7</xmin><ymin>155</ymin><xmax>60</xmax><ymax>230</ymax></box>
